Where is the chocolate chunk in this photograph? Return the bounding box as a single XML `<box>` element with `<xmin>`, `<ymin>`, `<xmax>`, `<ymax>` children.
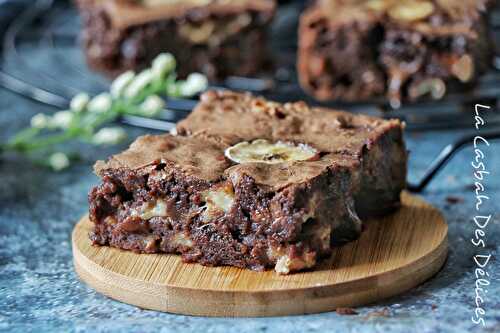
<box><xmin>336</xmin><ymin>307</ymin><xmax>358</xmax><ymax>315</ymax></box>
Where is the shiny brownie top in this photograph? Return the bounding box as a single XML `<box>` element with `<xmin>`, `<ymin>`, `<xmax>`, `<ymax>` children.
<box><xmin>95</xmin><ymin>90</ymin><xmax>404</xmax><ymax>190</ymax></box>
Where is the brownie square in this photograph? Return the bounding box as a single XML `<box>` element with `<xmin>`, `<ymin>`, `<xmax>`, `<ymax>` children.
<box><xmin>298</xmin><ymin>0</ymin><xmax>492</xmax><ymax>106</ymax></box>
<box><xmin>89</xmin><ymin>91</ymin><xmax>407</xmax><ymax>274</ymax></box>
<box><xmin>76</xmin><ymin>0</ymin><xmax>276</xmax><ymax>80</ymax></box>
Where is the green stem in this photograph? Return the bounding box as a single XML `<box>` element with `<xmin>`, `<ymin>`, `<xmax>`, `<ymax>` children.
<box><xmin>0</xmin><ymin>61</ymin><xmax>199</xmax><ymax>162</ymax></box>
<box><xmin>9</xmin><ymin>127</ymin><xmax>40</xmax><ymax>145</ymax></box>
<box><xmin>10</xmin><ymin>131</ymin><xmax>78</xmax><ymax>152</ymax></box>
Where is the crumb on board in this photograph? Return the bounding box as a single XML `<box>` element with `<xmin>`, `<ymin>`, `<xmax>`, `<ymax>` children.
<box><xmin>445</xmin><ymin>195</ymin><xmax>464</xmax><ymax>204</ymax></box>
<box><xmin>363</xmin><ymin>307</ymin><xmax>391</xmax><ymax>319</ymax></box>
<box><xmin>335</xmin><ymin>307</ymin><xmax>358</xmax><ymax>315</ymax></box>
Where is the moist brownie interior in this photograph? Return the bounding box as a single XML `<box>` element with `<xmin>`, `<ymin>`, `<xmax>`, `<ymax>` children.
<box><xmin>89</xmin><ymin>91</ymin><xmax>407</xmax><ymax>274</ymax></box>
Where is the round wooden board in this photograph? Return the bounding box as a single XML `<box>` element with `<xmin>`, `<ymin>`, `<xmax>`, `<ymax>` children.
<box><xmin>72</xmin><ymin>192</ymin><xmax>448</xmax><ymax>317</ymax></box>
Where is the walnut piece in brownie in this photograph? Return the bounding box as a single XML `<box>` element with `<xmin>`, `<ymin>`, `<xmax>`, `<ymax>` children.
<box><xmin>89</xmin><ymin>91</ymin><xmax>407</xmax><ymax>274</ymax></box>
<box><xmin>298</xmin><ymin>0</ymin><xmax>493</xmax><ymax>106</ymax></box>
<box><xmin>76</xmin><ymin>0</ymin><xmax>275</xmax><ymax>80</ymax></box>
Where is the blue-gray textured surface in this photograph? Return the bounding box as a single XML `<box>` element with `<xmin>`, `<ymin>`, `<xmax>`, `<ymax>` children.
<box><xmin>0</xmin><ymin>88</ymin><xmax>499</xmax><ymax>333</ymax></box>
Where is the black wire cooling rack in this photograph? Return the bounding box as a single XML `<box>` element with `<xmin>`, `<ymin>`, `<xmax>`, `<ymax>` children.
<box><xmin>0</xmin><ymin>0</ymin><xmax>499</xmax><ymax>191</ymax></box>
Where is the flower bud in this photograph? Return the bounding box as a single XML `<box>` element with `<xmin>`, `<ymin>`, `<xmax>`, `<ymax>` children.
<box><xmin>88</xmin><ymin>93</ymin><xmax>113</xmax><ymax>113</ymax></box>
<box><xmin>49</xmin><ymin>152</ymin><xmax>70</xmax><ymax>171</ymax></box>
<box><xmin>139</xmin><ymin>95</ymin><xmax>165</xmax><ymax>117</ymax></box>
<box><xmin>124</xmin><ymin>69</ymin><xmax>154</xmax><ymax>99</ymax></box>
<box><xmin>51</xmin><ymin>111</ymin><xmax>73</xmax><ymax>129</ymax></box>
<box><xmin>30</xmin><ymin>113</ymin><xmax>50</xmax><ymax>129</ymax></box>
<box><xmin>110</xmin><ymin>71</ymin><xmax>135</xmax><ymax>97</ymax></box>
<box><xmin>70</xmin><ymin>93</ymin><xmax>90</xmax><ymax>113</ymax></box>
<box><xmin>92</xmin><ymin>127</ymin><xmax>127</xmax><ymax>145</ymax></box>
<box><xmin>179</xmin><ymin>73</ymin><xmax>208</xmax><ymax>97</ymax></box>
<box><xmin>152</xmin><ymin>53</ymin><xmax>176</xmax><ymax>79</ymax></box>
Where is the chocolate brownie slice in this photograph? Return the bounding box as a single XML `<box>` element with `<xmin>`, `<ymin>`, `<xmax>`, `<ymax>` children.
<box><xmin>76</xmin><ymin>0</ymin><xmax>276</xmax><ymax>80</ymax></box>
<box><xmin>89</xmin><ymin>91</ymin><xmax>407</xmax><ymax>274</ymax></box>
<box><xmin>298</xmin><ymin>0</ymin><xmax>492</xmax><ymax>106</ymax></box>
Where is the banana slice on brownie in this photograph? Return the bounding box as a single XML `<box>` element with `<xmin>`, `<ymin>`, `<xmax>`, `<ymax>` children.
<box><xmin>225</xmin><ymin>139</ymin><xmax>318</xmax><ymax>164</ymax></box>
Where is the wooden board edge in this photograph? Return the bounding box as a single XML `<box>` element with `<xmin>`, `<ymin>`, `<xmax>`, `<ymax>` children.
<box><xmin>72</xmin><ymin>220</ymin><xmax>448</xmax><ymax>317</ymax></box>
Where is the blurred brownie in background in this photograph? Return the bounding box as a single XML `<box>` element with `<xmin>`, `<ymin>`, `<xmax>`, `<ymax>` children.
<box><xmin>76</xmin><ymin>0</ymin><xmax>276</xmax><ymax>80</ymax></box>
<box><xmin>298</xmin><ymin>0</ymin><xmax>493</xmax><ymax>107</ymax></box>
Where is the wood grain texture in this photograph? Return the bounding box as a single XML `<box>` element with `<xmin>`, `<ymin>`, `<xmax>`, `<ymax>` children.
<box><xmin>72</xmin><ymin>192</ymin><xmax>448</xmax><ymax>317</ymax></box>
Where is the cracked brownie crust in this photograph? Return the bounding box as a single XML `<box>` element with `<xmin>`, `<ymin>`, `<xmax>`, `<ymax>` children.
<box><xmin>89</xmin><ymin>91</ymin><xmax>407</xmax><ymax>274</ymax></box>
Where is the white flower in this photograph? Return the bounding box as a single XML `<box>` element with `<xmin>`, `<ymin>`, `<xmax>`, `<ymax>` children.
<box><xmin>70</xmin><ymin>93</ymin><xmax>90</xmax><ymax>113</ymax></box>
<box><xmin>110</xmin><ymin>71</ymin><xmax>135</xmax><ymax>98</ymax></box>
<box><xmin>152</xmin><ymin>53</ymin><xmax>176</xmax><ymax>79</ymax></box>
<box><xmin>49</xmin><ymin>152</ymin><xmax>70</xmax><ymax>171</ymax></box>
<box><xmin>124</xmin><ymin>69</ymin><xmax>154</xmax><ymax>99</ymax></box>
<box><xmin>179</xmin><ymin>73</ymin><xmax>208</xmax><ymax>97</ymax></box>
<box><xmin>51</xmin><ymin>111</ymin><xmax>73</xmax><ymax>129</ymax></box>
<box><xmin>92</xmin><ymin>127</ymin><xmax>127</xmax><ymax>145</ymax></box>
<box><xmin>139</xmin><ymin>95</ymin><xmax>165</xmax><ymax>117</ymax></box>
<box><xmin>88</xmin><ymin>93</ymin><xmax>113</xmax><ymax>113</ymax></box>
<box><xmin>30</xmin><ymin>113</ymin><xmax>50</xmax><ymax>128</ymax></box>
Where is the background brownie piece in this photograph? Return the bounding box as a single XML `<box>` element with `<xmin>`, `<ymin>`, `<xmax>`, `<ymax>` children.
<box><xmin>177</xmin><ymin>90</ymin><xmax>407</xmax><ymax>217</ymax></box>
<box><xmin>76</xmin><ymin>0</ymin><xmax>276</xmax><ymax>80</ymax></box>
<box><xmin>298</xmin><ymin>0</ymin><xmax>492</xmax><ymax>106</ymax></box>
